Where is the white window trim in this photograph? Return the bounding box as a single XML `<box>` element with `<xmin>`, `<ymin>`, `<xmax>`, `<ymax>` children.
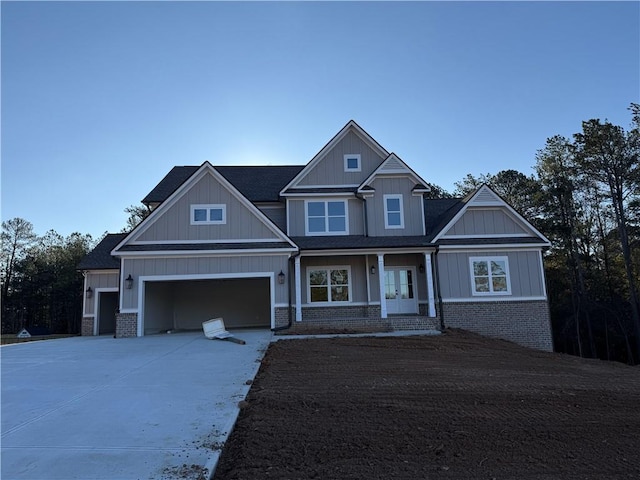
<box><xmin>190</xmin><ymin>204</ymin><xmax>226</xmax><ymax>225</ymax></box>
<box><xmin>469</xmin><ymin>256</ymin><xmax>512</xmax><ymax>296</ymax></box>
<box><xmin>344</xmin><ymin>154</ymin><xmax>361</xmax><ymax>172</ymax></box>
<box><xmin>304</xmin><ymin>199</ymin><xmax>349</xmax><ymax>236</ymax></box>
<box><xmin>383</xmin><ymin>194</ymin><xmax>404</xmax><ymax>229</ymax></box>
<box><xmin>306</xmin><ymin>266</ymin><xmax>352</xmax><ymax>304</ymax></box>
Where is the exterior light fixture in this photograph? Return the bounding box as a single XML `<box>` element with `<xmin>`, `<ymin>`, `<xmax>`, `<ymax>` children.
<box><xmin>125</xmin><ymin>274</ymin><xmax>134</xmax><ymax>290</ymax></box>
<box><xmin>370</xmin><ymin>265</ymin><xmax>376</xmax><ymax>275</ymax></box>
<box><xmin>278</xmin><ymin>270</ymin><xmax>285</xmax><ymax>284</ymax></box>
<box><xmin>86</xmin><ymin>287</ymin><xmax>93</xmax><ymax>299</ymax></box>
<box><xmin>419</xmin><ymin>264</ymin><xmax>425</xmax><ymax>274</ymax></box>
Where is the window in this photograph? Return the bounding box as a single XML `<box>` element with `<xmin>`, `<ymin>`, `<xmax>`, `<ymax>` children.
<box><xmin>384</xmin><ymin>194</ymin><xmax>404</xmax><ymax>229</ymax></box>
<box><xmin>308</xmin><ymin>267</ymin><xmax>351</xmax><ymax>303</ymax></box>
<box><xmin>190</xmin><ymin>204</ymin><xmax>226</xmax><ymax>225</ymax></box>
<box><xmin>344</xmin><ymin>154</ymin><xmax>361</xmax><ymax>172</ymax></box>
<box><xmin>469</xmin><ymin>257</ymin><xmax>511</xmax><ymax>295</ymax></box>
<box><xmin>306</xmin><ymin>200</ymin><xmax>348</xmax><ymax>235</ymax></box>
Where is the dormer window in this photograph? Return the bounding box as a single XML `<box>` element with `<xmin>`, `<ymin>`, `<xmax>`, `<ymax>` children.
<box><xmin>344</xmin><ymin>154</ymin><xmax>361</xmax><ymax>172</ymax></box>
<box><xmin>191</xmin><ymin>204</ymin><xmax>226</xmax><ymax>225</ymax></box>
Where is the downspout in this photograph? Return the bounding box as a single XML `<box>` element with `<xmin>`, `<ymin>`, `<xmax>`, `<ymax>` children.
<box><xmin>271</xmin><ymin>252</ymin><xmax>299</xmax><ymax>332</ymax></box>
<box><xmin>433</xmin><ymin>245</ymin><xmax>445</xmax><ymax>330</ymax></box>
<box><xmin>362</xmin><ymin>197</ymin><xmax>369</xmax><ymax>237</ymax></box>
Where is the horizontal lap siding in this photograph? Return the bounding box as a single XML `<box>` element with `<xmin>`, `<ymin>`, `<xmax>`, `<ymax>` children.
<box><xmin>438</xmin><ymin>250</ymin><xmax>545</xmax><ymax>299</ymax></box>
<box><xmin>120</xmin><ymin>255</ymin><xmax>289</xmax><ymax>310</ymax></box>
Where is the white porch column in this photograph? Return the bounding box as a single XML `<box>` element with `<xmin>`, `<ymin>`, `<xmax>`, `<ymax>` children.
<box><xmin>424</xmin><ymin>252</ymin><xmax>436</xmax><ymax>317</ymax></box>
<box><xmin>294</xmin><ymin>256</ymin><xmax>302</xmax><ymax>322</ymax></box>
<box><xmin>377</xmin><ymin>254</ymin><xmax>387</xmax><ymax>319</ymax></box>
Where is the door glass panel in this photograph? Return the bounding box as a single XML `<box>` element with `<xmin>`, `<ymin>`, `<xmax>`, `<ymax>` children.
<box><xmin>384</xmin><ymin>271</ymin><xmax>396</xmax><ymax>300</ymax></box>
<box><xmin>398</xmin><ymin>270</ymin><xmax>414</xmax><ymax>299</ymax></box>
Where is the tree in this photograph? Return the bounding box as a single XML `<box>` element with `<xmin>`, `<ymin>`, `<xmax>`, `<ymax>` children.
<box><xmin>574</xmin><ymin>118</ymin><xmax>640</xmax><ymax>357</ymax></box>
<box><xmin>121</xmin><ymin>204</ymin><xmax>151</xmax><ymax>232</ymax></box>
<box><xmin>1</xmin><ymin>218</ymin><xmax>36</xmax><ymax>299</ymax></box>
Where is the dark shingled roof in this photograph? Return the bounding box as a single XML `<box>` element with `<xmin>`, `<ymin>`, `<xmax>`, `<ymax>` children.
<box><xmin>77</xmin><ymin>233</ymin><xmax>127</xmax><ymax>270</ymax></box>
<box><xmin>424</xmin><ymin>198</ymin><xmax>466</xmax><ymax>240</ymax></box>
<box><xmin>290</xmin><ymin>236</ymin><xmax>435</xmax><ymax>251</ymax></box>
<box><xmin>142</xmin><ymin>165</ymin><xmax>305</xmax><ymax>205</ymax></box>
<box><xmin>437</xmin><ymin>237</ymin><xmax>548</xmax><ymax>246</ymax></box>
<box><xmin>283</xmin><ymin>187</ymin><xmax>357</xmax><ymax>195</ymax></box>
<box><xmin>117</xmin><ymin>242</ymin><xmax>293</xmax><ymax>252</ymax></box>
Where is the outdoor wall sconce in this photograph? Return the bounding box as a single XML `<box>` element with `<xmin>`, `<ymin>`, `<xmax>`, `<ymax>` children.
<box><xmin>86</xmin><ymin>287</ymin><xmax>93</xmax><ymax>299</ymax></box>
<box><xmin>278</xmin><ymin>270</ymin><xmax>285</xmax><ymax>284</ymax></box>
<box><xmin>419</xmin><ymin>264</ymin><xmax>425</xmax><ymax>274</ymax></box>
<box><xmin>370</xmin><ymin>265</ymin><xmax>376</xmax><ymax>275</ymax></box>
<box><xmin>125</xmin><ymin>274</ymin><xmax>134</xmax><ymax>290</ymax></box>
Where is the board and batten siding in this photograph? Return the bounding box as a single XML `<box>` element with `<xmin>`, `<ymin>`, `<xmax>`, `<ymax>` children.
<box><xmin>120</xmin><ymin>255</ymin><xmax>290</xmax><ymax>310</ymax></box>
<box><xmin>438</xmin><ymin>250</ymin><xmax>545</xmax><ymax>299</ymax></box>
<box><xmin>134</xmin><ymin>173</ymin><xmax>279</xmax><ymax>242</ymax></box>
<box><xmin>84</xmin><ymin>271</ymin><xmax>119</xmax><ymax>315</ymax></box>
<box><xmin>444</xmin><ymin>208</ymin><xmax>529</xmax><ymax>236</ymax></box>
<box><xmin>366</xmin><ymin>177</ymin><xmax>424</xmax><ymax>237</ymax></box>
<box><xmin>297</xmin><ymin>131</ymin><xmax>385</xmax><ymax>186</ymax></box>
<box><xmin>287</xmin><ymin>198</ymin><xmax>364</xmax><ymax>236</ymax></box>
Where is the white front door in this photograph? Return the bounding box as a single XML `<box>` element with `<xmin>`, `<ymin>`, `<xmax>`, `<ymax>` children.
<box><xmin>383</xmin><ymin>268</ymin><xmax>418</xmax><ymax>314</ymax></box>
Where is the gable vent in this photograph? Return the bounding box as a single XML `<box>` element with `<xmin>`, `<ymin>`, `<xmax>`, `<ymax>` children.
<box><xmin>471</xmin><ymin>188</ymin><xmax>501</xmax><ymax>205</ymax></box>
<box><xmin>380</xmin><ymin>157</ymin><xmax>404</xmax><ymax>172</ymax></box>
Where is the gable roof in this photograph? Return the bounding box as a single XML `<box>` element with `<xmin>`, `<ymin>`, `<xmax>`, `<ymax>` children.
<box><xmin>113</xmin><ymin>162</ymin><xmax>298</xmax><ymax>254</ymax></box>
<box><xmin>77</xmin><ymin>233</ymin><xmax>127</xmax><ymax>270</ymax></box>
<box><xmin>143</xmin><ymin>165</ymin><xmax>304</xmax><ymax>205</ymax></box>
<box><xmin>280</xmin><ymin>120</ymin><xmax>390</xmax><ymax>195</ymax></box>
<box><xmin>358</xmin><ymin>153</ymin><xmax>430</xmax><ymax>194</ymax></box>
<box><xmin>430</xmin><ymin>184</ymin><xmax>551</xmax><ymax>246</ymax></box>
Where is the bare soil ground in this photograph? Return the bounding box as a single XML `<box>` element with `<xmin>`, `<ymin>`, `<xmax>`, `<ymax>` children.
<box><xmin>213</xmin><ymin>329</ymin><xmax>640</xmax><ymax>480</ymax></box>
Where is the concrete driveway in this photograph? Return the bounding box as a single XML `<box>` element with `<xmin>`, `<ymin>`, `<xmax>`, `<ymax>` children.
<box><xmin>1</xmin><ymin>330</ymin><xmax>272</xmax><ymax>480</ymax></box>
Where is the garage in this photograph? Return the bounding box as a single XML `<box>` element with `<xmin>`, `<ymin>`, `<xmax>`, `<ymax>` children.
<box><xmin>142</xmin><ymin>277</ymin><xmax>271</xmax><ymax>334</ymax></box>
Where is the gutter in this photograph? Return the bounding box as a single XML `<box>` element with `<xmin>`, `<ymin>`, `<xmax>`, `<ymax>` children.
<box><xmin>271</xmin><ymin>252</ymin><xmax>299</xmax><ymax>332</ymax></box>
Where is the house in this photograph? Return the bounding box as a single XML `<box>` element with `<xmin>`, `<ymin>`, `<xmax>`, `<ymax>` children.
<box><xmin>78</xmin><ymin>121</ymin><xmax>553</xmax><ymax>351</ymax></box>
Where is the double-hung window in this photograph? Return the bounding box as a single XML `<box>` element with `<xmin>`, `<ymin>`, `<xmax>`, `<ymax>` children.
<box><xmin>384</xmin><ymin>194</ymin><xmax>404</xmax><ymax>229</ymax></box>
<box><xmin>191</xmin><ymin>204</ymin><xmax>226</xmax><ymax>225</ymax></box>
<box><xmin>306</xmin><ymin>200</ymin><xmax>347</xmax><ymax>235</ymax></box>
<box><xmin>308</xmin><ymin>267</ymin><xmax>351</xmax><ymax>303</ymax></box>
<box><xmin>469</xmin><ymin>256</ymin><xmax>511</xmax><ymax>295</ymax></box>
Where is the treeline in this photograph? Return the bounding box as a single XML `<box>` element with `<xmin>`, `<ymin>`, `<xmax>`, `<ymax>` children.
<box><xmin>1</xmin><ymin>219</ymin><xmax>95</xmax><ymax>335</ymax></box>
<box><xmin>1</xmin><ymin>105</ymin><xmax>638</xmax><ymax>363</ymax></box>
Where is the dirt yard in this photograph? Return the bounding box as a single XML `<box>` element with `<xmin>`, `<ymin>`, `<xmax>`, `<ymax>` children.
<box><xmin>213</xmin><ymin>329</ymin><xmax>640</xmax><ymax>480</ymax></box>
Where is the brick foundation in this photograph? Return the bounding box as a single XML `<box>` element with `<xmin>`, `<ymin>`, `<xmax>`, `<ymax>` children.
<box><xmin>116</xmin><ymin>313</ymin><xmax>138</xmax><ymax>338</ymax></box>
<box><xmin>81</xmin><ymin>317</ymin><xmax>94</xmax><ymax>336</ymax></box>
<box><xmin>443</xmin><ymin>300</ymin><xmax>553</xmax><ymax>352</ymax></box>
<box><xmin>274</xmin><ymin>304</ymin><xmax>440</xmax><ymax>333</ymax></box>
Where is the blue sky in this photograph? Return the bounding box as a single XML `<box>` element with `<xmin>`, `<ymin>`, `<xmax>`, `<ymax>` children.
<box><xmin>2</xmin><ymin>1</ymin><xmax>638</xmax><ymax>239</ymax></box>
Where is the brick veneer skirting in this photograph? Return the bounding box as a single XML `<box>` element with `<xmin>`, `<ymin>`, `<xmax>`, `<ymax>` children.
<box><xmin>116</xmin><ymin>313</ymin><xmax>138</xmax><ymax>338</ymax></box>
<box><xmin>442</xmin><ymin>300</ymin><xmax>553</xmax><ymax>352</ymax></box>
<box><xmin>81</xmin><ymin>317</ymin><xmax>94</xmax><ymax>336</ymax></box>
<box><xmin>275</xmin><ymin>304</ymin><xmax>440</xmax><ymax>332</ymax></box>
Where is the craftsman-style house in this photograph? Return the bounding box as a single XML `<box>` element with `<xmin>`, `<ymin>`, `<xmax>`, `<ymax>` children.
<box><xmin>78</xmin><ymin>121</ymin><xmax>553</xmax><ymax>351</ymax></box>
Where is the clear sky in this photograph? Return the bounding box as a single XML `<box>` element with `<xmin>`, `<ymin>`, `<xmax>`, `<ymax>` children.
<box><xmin>2</xmin><ymin>1</ymin><xmax>638</xmax><ymax>240</ymax></box>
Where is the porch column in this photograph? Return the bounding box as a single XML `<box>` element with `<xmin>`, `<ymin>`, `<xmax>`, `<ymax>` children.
<box><xmin>424</xmin><ymin>252</ymin><xmax>436</xmax><ymax>317</ymax></box>
<box><xmin>377</xmin><ymin>254</ymin><xmax>387</xmax><ymax>318</ymax></box>
<box><xmin>294</xmin><ymin>256</ymin><xmax>302</xmax><ymax>322</ymax></box>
